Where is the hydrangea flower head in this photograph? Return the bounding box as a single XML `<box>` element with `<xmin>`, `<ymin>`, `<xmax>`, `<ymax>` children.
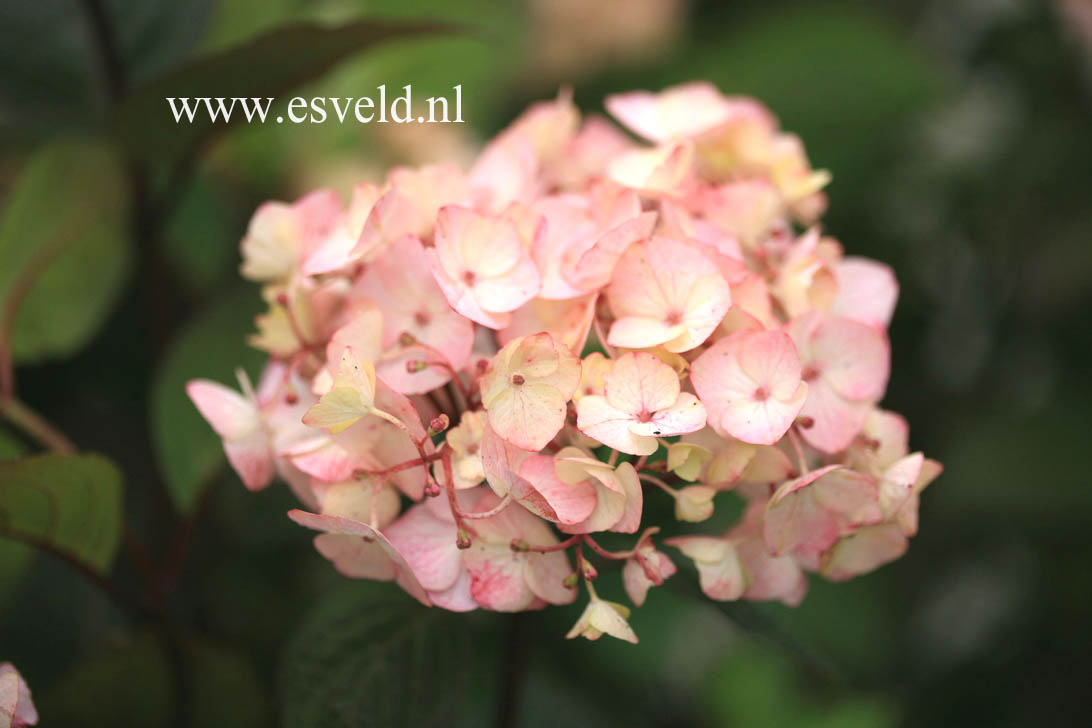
<box><xmin>188</xmin><ymin>81</ymin><xmax>941</xmax><ymax>644</ymax></box>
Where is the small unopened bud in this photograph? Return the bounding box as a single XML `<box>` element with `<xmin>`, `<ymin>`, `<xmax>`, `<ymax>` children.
<box><xmin>275</xmin><ymin>292</ymin><xmax>290</xmax><ymax>306</ymax></box>
<box><xmin>563</xmin><ymin>572</ymin><xmax>579</xmax><ymax>589</ymax></box>
<box><xmin>510</xmin><ymin>538</ymin><xmax>529</xmax><ymax>552</ymax></box>
<box><xmin>424</xmin><ymin>482</ymin><xmax>442</xmax><ymax>498</ymax></box>
<box><xmin>456</xmin><ymin>528</ymin><xmax>472</xmax><ymax>550</ymax></box>
<box><xmin>797</xmin><ymin>416</ymin><xmax>815</xmax><ymax>429</ymax></box>
<box><xmin>674</xmin><ymin>485</ymin><xmax>716</xmax><ymax>523</ymax></box>
<box><xmin>428</xmin><ymin>414</ymin><xmax>450</xmax><ymax>435</ymax></box>
<box><xmin>475</xmin><ymin>359</ymin><xmax>489</xmax><ymax>374</ymax></box>
<box><xmin>399</xmin><ymin>331</ymin><xmax>418</xmax><ymax>347</ymax></box>
<box><xmin>581</xmin><ymin>560</ymin><xmax>598</xmax><ymax>581</ymax></box>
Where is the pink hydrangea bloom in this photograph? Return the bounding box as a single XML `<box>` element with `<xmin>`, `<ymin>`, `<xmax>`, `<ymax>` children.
<box><xmin>0</xmin><ymin>663</ymin><xmax>38</xmax><ymax>728</ymax></box>
<box><xmin>188</xmin><ymin>82</ymin><xmax>940</xmax><ymax>644</ymax></box>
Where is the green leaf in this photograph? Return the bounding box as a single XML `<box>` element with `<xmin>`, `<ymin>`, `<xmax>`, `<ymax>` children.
<box><xmin>0</xmin><ymin>140</ymin><xmax>132</xmax><ymax>363</ymax></box>
<box><xmin>280</xmin><ymin>582</ymin><xmax>471</xmax><ymax>728</ymax></box>
<box><xmin>0</xmin><ymin>452</ymin><xmax>123</xmax><ymax>575</ymax></box>
<box><xmin>41</xmin><ymin>633</ymin><xmax>268</xmax><ymax>728</ymax></box>
<box><xmin>115</xmin><ymin>19</ymin><xmax>452</xmax><ymax>170</ymax></box>
<box><xmin>150</xmin><ymin>286</ymin><xmax>265</xmax><ymax>514</ymax></box>
<box><xmin>0</xmin><ymin>429</ymin><xmax>31</xmax><ymax>609</ymax></box>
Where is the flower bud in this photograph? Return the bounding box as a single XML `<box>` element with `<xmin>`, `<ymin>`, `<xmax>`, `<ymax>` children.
<box><xmin>456</xmin><ymin>528</ymin><xmax>472</xmax><ymax>549</ymax></box>
<box><xmin>674</xmin><ymin>485</ymin><xmax>716</xmax><ymax>522</ymax></box>
<box><xmin>428</xmin><ymin>414</ymin><xmax>450</xmax><ymax>435</ymax></box>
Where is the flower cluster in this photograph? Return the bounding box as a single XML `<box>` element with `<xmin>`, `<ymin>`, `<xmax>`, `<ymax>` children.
<box><xmin>188</xmin><ymin>82</ymin><xmax>941</xmax><ymax>643</ymax></box>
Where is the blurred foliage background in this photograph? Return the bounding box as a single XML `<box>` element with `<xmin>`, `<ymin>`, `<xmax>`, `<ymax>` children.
<box><xmin>1</xmin><ymin>0</ymin><xmax>1090</xmax><ymax>726</ymax></box>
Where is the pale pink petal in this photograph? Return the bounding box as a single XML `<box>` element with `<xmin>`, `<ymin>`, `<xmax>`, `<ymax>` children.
<box><xmin>223</xmin><ymin>432</ymin><xmax>275</xmax><ymax>491</ymax></box>
<box><xmin>606</xmin><ymin>82</ymin><xmax>774</xmax><ymax>143</ymax></box>
<box><xmin>385</xmin><ymin>503</ymin><xmax>463</xmax><ymax>593</ymax></box>
<box><xmin>186</xmin><ymin>380</ymin><xmax>260</xmax><ymax>441</ymax></box>
<box><xmin>498</xmin><ymin>295</ymin><xmax>596</xmax><ymax>356</ymax></box>
<box><xmin>484</xmin><ymin>384</ymin><xmax>567</xmax><ymax>452</ymax></box>
<box><xmin>523</xmin><ymin>550</ymin><xmax>577</xmax><ymax>605</ymax></box>
<box><xmin>877</xmin><ymin>452</ymin><xmax>924</xmax><ymax>519</ymax></box>
<box><xmin>288</xmin><ymin>509</ymin><xmax>430</xmax><ymax>605</ymax></box>
<box><xmin>428</xmin><ymin>568</ymin><xmax>479</xmax><ymax>612</ymax></box>
<box><xmin>691</xmin><ymin>330</ymin><xmax>806</xmax><ymax>445</ymax></box>
<box><xmin>517</xmin><ymin>454</ymin><xmax>598</xmax><ymax>525</ymax></box>
<box><xmin>0</xmin><ymin>662</ymin><xmax>38</xmax><ymax>728</ymax></box>
<box><xmin>607</xmin><ymin>317</ymin><xmax>687</xmax><ymax>350</ymax></box>
<box><xmin>806</xmin><ymin>315</ymin><xmax>890</xmax><ymax>400</ymax></box>
<box><xmin>797</xmin><ymin>378</ymin><xmax>871</xmax><ymax>453</ymax></box>
<box><xmin>630</xmin><ymin>393</ymin><xmax>707</xmax><ymax>438</ymax></box>
<box><xmin>607</xmin><ymin>237</ymin><xmax>730</xmax><ymax>354</ymax></box>
<box><xmin>610</xmin><ymin>462</ymin><xmax>643</xmax><ymax>534</ymax></box>
<box><xmin>763</xmin><ymin>465</ymin><xmax>843</xmax><ymax>557</ymax></box>
<box><xmin>576</xmin><ymin>395</ymin><xmax>656</xmax><ymax>455</ymax></box>
<box><xmin>820</xmin><ymin>524</ymin><xmax>908</xmax><ymax>581</ymax></box>
<box><xmin>463</xmin><ymin>546</ymin><xmax>536</xmax><ymax>612</ymax></box>
<box><xmin>830</xmin><ymin>257</ymin><xmax>898</xmax><ymax>329</ymax></box>
<box><xmin>605</xmin><ymin>352</ymin><xmax>680</xmax><ymax>415</ymax></box>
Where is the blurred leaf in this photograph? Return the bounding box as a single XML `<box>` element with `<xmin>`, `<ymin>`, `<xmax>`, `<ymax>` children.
<box><xmin>0</xmin><ymin>428</ymin><xmax>22</xmax><ymax>460</ymax></box>
<box><xmin>42</xmin><ymin>632</ymin><xmax>267</xmax><ymax>727</ymax></box>
<box><xmin>0</xmin><ymin>429</ymin><xmax>30</xmax><ymax>609</ymax></box>
<box><xmin>0</xmin><ymin>1</ymin><xmax>213</xmax><ymax>144</ymax></box>
<box><xmin>0</xmin><ymin>140</ymin><xmax>131</xmax><ymax>363</ymax></box>
<box><xmin>0</xmin><ymin>452</ymin><xmax>122</xmax><ymax>575</ymax></box>
<box><xmin>162</xmin><ymin>174</ymin><xmax>239</xmax><ymax>293</ymax></box>
<box><xmin>281</xmin><ymin>582</ymin><xmax>471</xmax><ymax>728</ymax></box>
<box><xmin>703</xmin><ymin>642</ymin><xmax>897</xmax><ymax>728</ymax></box>
<box><xmin>150</xmin><ymin>286</ymin><xmax>264</xmax><ymax>514</ymax></box>
<box><xmin>0</xmin><ymin>1</ymin><xmax>99</xmax><ymax>144</ymax></box>
<box><xmin>115</xmin><ymin>19</ymin><xmax>453</xmax><ymax>170</ymax></box>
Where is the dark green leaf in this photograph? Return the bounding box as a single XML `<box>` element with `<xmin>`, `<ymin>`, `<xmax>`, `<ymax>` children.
<box><xmin>0</xmin><ymin>430</ymin><xmax>31</xmax><ymax>609</ymax></box>
<box><xmin>41</xmin><ymin>633</ymin><xmax>267</xmax><ymax>728</ymax></box>
<box><xmin>150</xmin><ymin>286</ymin><xmax>264</xmax><ymax>514</ymax></box>
<box><xmin>0</xmin><ymin>140</ymin><xmax>132</xmax><ymax>363</ymax></box>
<box><xmin>0</xmin><ymin>452</ymin><xmax>123</xmax><ymax>575</ymax></box>
<box><xmin>280</xmin><ymin>582</ymin><xmax>471</xmax><ymax>728</ymax></box>
<box><xmin>115</xmin><ymin>19</ymin><xmax>453</xmax><ymax>170</ymax></box>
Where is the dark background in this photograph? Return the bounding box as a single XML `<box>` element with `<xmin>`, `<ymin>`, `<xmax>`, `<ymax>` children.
<box><xmin>1</xmin><ymin>0</ymin><xmax>1090</xmax><ymax>725</ymax></box>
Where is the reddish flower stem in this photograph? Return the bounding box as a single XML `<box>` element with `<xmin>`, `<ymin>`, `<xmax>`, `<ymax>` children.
<box><xmin>517</xmin><ymin>534</ymin><xmax>582</xmax><ymax>553</ymax></box>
